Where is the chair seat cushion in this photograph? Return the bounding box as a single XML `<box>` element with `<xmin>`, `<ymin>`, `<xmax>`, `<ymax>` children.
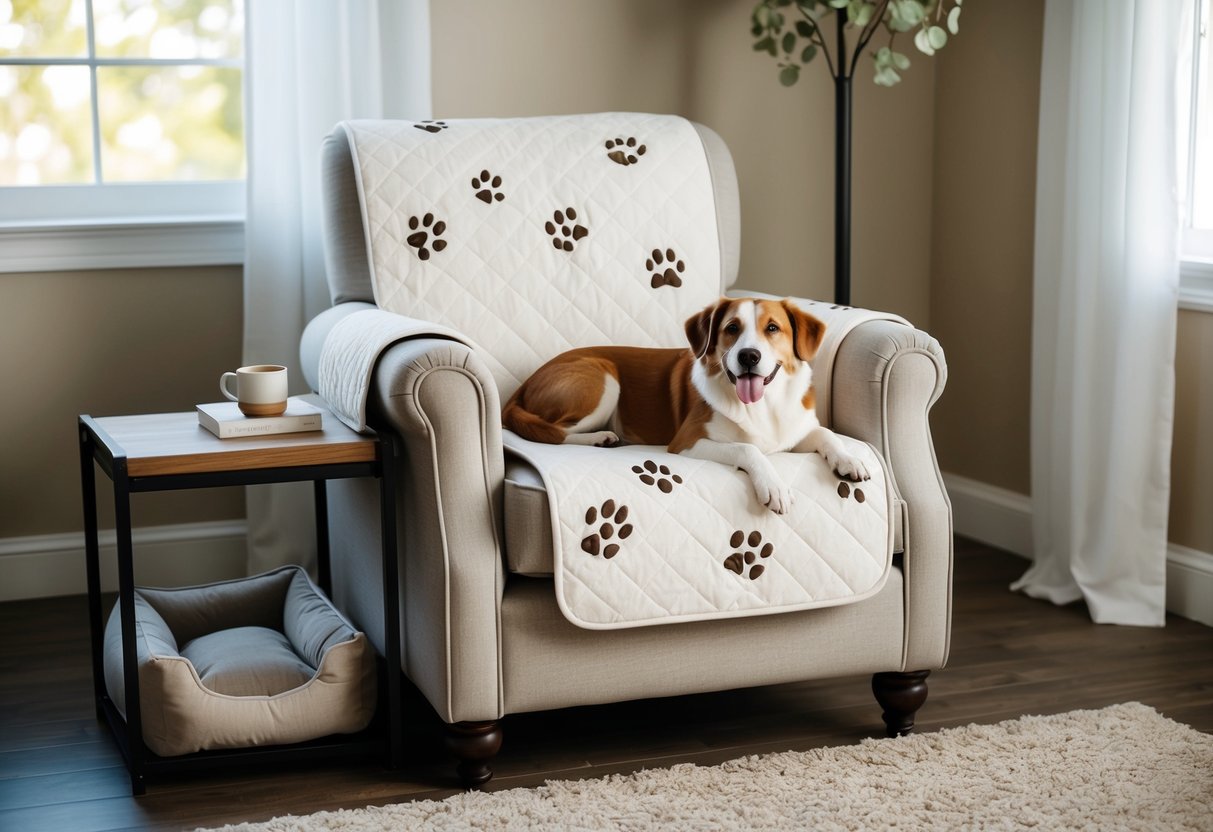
<box><xmin>102</xmin><ymin>566</ymin><xmax>376</xmax><ymax>757</ymax></box>
<box><xmin>504</xmin><ymin>453</ymin><xmax>905</xmax><ymax>578</ymax></box>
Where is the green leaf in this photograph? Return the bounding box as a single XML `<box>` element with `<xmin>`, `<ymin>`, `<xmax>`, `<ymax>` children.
<box><xmin>780</xmin><ymin>64</ymin><xmax>801</xmax><ymax>86</ymax></box>
<box><xmin>755</xmin><ymin>5</ymin><xmax>771</xmax><ymax>27</ymax></box>
<box><xmin>913</xmin><ymin>27</ymin><xmax>935</xmax><ymax>55</ymax></box>
<box><xmin>802</xmin><ymin>44</ymin><xmax>818</xmax><ymax>63</ymax></box>
<box><xmin>891</xmin><ymin>50</ymin><xmax>911</xmax><ymax>70</ymax></box>
<box><xmin>796</xmin><ymin>19</ymin><xmax>815</xmax><ymax>37</ymax></box>
<box><xmin>753</xmin><ymin>36</ymin><xmax>776</xmax><ymax>52</ymax></box>
<box><xmin>852</xmin><ymin>2</ymin><xmax>874</xmax><ymax>27</ymax></box>
<box><xmin>947</xmin><ymin>6</ymin><xmax>961</xmax><ymax>35</ymax></box>
<box><xmin>782</xmin><ymin>31</ymin><xmax>796</xmax><ymax>53</ymax></box>
<box><xmin>828</xmin><ymin>0</ymin><xmax>848</xmax><ymax>8</ymax></box>
<box><xmin>898</xmin><ymin>0</ymin><xmax>926</xmax><ymax>25</ymax></box>
<box><xmin>751</xmin><ymin>22</ymin><xmax>764</xmax><ymax>36</ymax></box>
<box><xmin>927</xmin><ymin>25</ymin><xmax>947</xmax><ymax>49</ymax></box>
<box><xmin>874</xmin><ymin>67</ymin><xmax>901</xmax><ymax>86</ymax></box>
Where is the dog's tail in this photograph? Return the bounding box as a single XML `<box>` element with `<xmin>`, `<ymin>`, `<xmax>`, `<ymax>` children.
<box><xmin>502</xmin><ymin>401</ymin><xmax>567</xmax><ymax>444</ymax></box>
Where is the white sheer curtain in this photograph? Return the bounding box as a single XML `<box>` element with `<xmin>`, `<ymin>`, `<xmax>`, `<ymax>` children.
<box><xmin>243</xmin><ymin>0</ymin><xmax>431</xmax><ymax>574</ymax></box>
<box><xmin>1014</xmin><ymin>0</ymin><xmax>1182</xmax><ymax>626</ymax></box>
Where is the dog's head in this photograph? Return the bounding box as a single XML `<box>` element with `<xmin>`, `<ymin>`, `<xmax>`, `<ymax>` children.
<box><xmin>684</xmin><ymin>297</ymin><xmax>825</xmax><ymax>405</ymax></box>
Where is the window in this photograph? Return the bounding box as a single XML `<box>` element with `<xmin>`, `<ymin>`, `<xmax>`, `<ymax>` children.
<box><xmin>0</xmin><ymin>0</ymin><xmax>245</xmax><ymax>271</ymax></box>
<box><xmin>1181</xmin><ymin>0</ymin><xmax>1213</xmax><ymax>310</ymax></box>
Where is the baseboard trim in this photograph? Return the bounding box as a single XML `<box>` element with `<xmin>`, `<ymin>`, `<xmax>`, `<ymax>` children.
<box><xmin>0</xmin><ymin>520</ymin><xmax>248</xmax><ymax>602</ymax></box>
<box><xmin>1165</xmin><ymin>543</ymin><xmax>1213</xmax><ymax>627</ymax></box>
<box><xmin>942</xmin><ymin>472</ymin><xmax>1213</xmax><ymax>627</ymax></box>
<box><xmin>942</xmin><ymin>473</ymin><xmax>1033</xmax><ymax>558</ymax></box>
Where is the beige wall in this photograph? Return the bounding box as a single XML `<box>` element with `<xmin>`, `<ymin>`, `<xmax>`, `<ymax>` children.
<box><xmin>431</xmin><ymin>0</ymin><xmax>935</xmax><ymax>325</ymax></box>
<box><xmin>0</xmin><ymin>267</ymin><xmax>245</xmax><ymax>539</ymax></box>
<box><xmin>1170</xmin><ymin>311</ymin><xmax>1213</xmax><ymax>553</ymax></box>
<box><xmin>929</xmin><ymin>0</ymin><xmax>1042</xmax><ymax>496</ymax></box>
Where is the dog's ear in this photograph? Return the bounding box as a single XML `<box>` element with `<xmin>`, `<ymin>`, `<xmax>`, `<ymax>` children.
<box><xmin>782</xmin><ymin>300</ymin><xmax>826</xmax><ymax>361</ymax></box>
<box><xmin>685</xmin><ymin>299</ymin><xmax>726</xmax><ymax>360</ymax></box>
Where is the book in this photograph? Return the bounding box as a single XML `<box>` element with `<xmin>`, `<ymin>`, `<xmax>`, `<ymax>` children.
<box><xmin>196</xmin><ymin>398</ymin><xmax>324</xmax><ymax>439</ymax></box>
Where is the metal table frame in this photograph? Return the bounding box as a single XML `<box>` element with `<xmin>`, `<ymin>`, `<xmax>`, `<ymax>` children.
<box><xmin>78</xmin><ymin>415</ymin><xmax>403</xmax><ymax>795</ymax></box>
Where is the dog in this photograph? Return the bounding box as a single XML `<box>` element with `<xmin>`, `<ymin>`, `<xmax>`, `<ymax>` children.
<box><xmin>502</xmin><ymin>297</ymin><xmax>870</xmax><ymax>513</ymax></box>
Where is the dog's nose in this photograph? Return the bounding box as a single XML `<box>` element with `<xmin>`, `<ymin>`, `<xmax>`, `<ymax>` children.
<box><xmin>737</xmin><ymin>348</ymin><xmax>761</xmax><ymax>370</ymax></box>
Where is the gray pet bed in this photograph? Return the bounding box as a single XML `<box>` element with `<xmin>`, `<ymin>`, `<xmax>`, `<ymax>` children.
<box><xmin>103</xmin><ymin>565</ymin><xmax>376</xmax><ymax>757</ymax></box>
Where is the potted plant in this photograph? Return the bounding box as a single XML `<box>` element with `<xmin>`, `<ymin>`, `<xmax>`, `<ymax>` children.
<box><xmin>750</xmin><ymin>0</ymin><xmax>963</xmax><ymax>304</ymax></box>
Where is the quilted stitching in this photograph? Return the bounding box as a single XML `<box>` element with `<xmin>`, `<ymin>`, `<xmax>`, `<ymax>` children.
<box><xmin>343</xmin><ymin>114</ymin><xmax>722</xmax><ymax>399</ymax></box>
<box><xmin>505</xmin><ymin>434</ymin><xmax>893</xmax><ymax>630</ymax></box>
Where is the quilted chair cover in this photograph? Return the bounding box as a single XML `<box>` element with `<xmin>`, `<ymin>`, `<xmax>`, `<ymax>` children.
<box><xmin>319</xmin><ymin>114</ymin><xmax>894</xmax><ymax>630</ymax></box>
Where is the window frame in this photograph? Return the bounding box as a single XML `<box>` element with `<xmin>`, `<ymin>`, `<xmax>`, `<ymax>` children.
<box><xmin>1181</xmin><ymin>0</ymin><xmax>1213</xmax><ymax>312</ymax></box>
<box><xmin>0</xmin><ymin>1</ymin><xmax>245</xmax><ymax>274</ymax></box>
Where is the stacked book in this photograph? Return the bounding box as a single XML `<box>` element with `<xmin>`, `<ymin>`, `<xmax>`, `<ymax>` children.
<box><xmin>196</xmin><ymin>398</ymin><xmax>324</xmax><ymax>439</ymax></box>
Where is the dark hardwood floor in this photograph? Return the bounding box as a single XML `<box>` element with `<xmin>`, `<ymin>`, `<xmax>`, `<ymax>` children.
<box><xmin>2</xmin><ymin>537</ymin><xmax>1211</xmax><ymax>831</ymax></box>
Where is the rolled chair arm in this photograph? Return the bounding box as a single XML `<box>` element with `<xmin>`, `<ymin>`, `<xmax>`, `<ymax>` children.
<box><xmin>830</xmin><ymin>319</ymin><xmax>951</xmax><ymax>672</ymax></box>
<box><xmin>370</xmin><ymin>336</ymin><xmax>507</xmax><ymax>723</ymax></box>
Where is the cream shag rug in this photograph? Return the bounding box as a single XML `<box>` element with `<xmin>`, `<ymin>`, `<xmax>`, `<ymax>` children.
<box><xmin>203</xmin><ymin>703</ymin><xmax>1212</xmax><ymax>832</ymax></box>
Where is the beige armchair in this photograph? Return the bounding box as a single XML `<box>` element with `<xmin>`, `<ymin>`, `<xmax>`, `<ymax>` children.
<box><xmin>300</xmin><ymin>114</ymin><xmax>951</xmax><ymax>786</ymax></box>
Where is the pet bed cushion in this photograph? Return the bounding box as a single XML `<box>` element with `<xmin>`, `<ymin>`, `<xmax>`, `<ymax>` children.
<box><xmin>103</xmin><ymin>565</ymin><xmax>376</xmax><ymax>757</ymax></box>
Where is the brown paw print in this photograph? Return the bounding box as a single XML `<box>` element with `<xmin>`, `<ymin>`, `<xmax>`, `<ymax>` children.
<box><xmin>606</xmin><ymin>136</ymin><xmax>646</xmax><ymax>166</ymax></box>
<box><xmin>413</xmin><ymin>120</ymin><xmax>448</xmax><ymax>133</ymax></box>
<box><xmin>472</xmin><ymin>170</ymin><xmax>504</xmax><ymax>204</ymax></box>
<box><xmin>631</xmin><ymin>459</ymin><xmax>683</xmax><ymax>493</ymax></box>
<box><xmin>647</xmin><ymin>248</ymin><xmax>685</xmax><ymax>289</ymax></box>
<box><xmin>545</xmin><ymin>207</ymin><xmax>588</xmax><ymax>252</ymax></box>
<box><xmin>837</xmin><ymin>481</ymin><xmax>866</xmax><ymax>503</ymax></box>
<box><xmin>723</xmin><ymin>530</ymin><xmax>774</xmax><ymax>580</ymax></box>
<box><xmin>581</xmin><ymin>499</ymin><xmax>632</xmax><ymax>559</ymax></box>
<box><xmin>406</xmin><ymin>213</ymin><xmax>446</xmax><ymax>261</ymax></box>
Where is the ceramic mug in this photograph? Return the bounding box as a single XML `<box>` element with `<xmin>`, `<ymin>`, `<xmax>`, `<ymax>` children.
<box><xmin>220</xmin><ymin>364</ymin><xmax>288</xmax><ymax>417</ymax></box>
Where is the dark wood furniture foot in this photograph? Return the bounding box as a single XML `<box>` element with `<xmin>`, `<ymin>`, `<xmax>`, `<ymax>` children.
<box><xmin>445</xmin><ymin>720</ymin><xmax>503</xmax><ymax>788</ymax></box>
<box><xmin>872</xmin><ymin>670</ymin><xmax>930</xmax><ymax>737</ymax></box>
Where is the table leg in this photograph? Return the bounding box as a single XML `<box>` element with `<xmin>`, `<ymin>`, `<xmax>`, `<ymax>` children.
<box><xmin>379</xmin><ymin>433</ymin><xmax>403</xmax><ymax>769</ymax></box>
<box><xmin>79</xmin><ymin>424</ymin><xmax>106</xmax><ymax>710</ymax></box>
<box><xmin>113</xmin><ymin>460</ymin><xmax>146</xmax><ymax>796</ymax></box>
<box><xmin>314</xmin><ymin>480</ymin><xmax>331</xmax><ymax>596</ymax></box>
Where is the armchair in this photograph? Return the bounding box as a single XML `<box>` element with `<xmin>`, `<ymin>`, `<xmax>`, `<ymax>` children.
<box><xmin>299</xmin><ymin>114</ymin><xmax>951</xmax><ymax>786</ymax></box>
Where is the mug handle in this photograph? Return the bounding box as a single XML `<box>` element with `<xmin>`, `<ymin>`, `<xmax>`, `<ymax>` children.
<box><xmin>220</xmin><ymin>372</ymin><xmax>239</xmax><ymax>402</ymax></box>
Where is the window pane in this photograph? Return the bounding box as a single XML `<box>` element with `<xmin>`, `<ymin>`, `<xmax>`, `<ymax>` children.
<box><xmin>92</xmin><ymin>0</ymin><xmax>243</xmax><ymax>60</ymax></box>
<box><xmin>97</xmin><ymin>65</ymin><xmax>243</xmax><ymax>182</ymax></box>
<box><xmin>0</xmin><ymin>65</ymin><xmax>94</xmax><ymax>185</ymax></box>
<box><xmin>0</xmin><ymin>0</ymin><xmax>88</xmax><ymax>58</ymax></box>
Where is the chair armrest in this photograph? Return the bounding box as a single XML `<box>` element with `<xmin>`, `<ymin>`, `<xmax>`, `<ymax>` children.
<box><xmin>831</xmin><ymin>319</ymin><xmax>951</xmax><ymax>672</ymax></box>
<box><xmin>367</xmin><ymin>337</ymin><xmax>506</xmax><ymax>723</ymax></box>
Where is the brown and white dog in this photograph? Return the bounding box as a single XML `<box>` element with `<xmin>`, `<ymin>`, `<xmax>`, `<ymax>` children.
<box><xmin>502</xmin><ymin>297</ymin><xmax>870</xmax><ymax>513</ymax></box>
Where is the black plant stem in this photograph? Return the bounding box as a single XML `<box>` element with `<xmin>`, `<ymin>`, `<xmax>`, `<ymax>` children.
<box><xmin>833</xmin><ymin>9</ymin><xmax>852</xmax><ymax>306</ymax></box>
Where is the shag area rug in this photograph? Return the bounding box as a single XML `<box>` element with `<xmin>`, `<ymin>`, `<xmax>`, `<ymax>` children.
<box><xmin>203</xmin><ymin>703</ymin><xmax>1212</xmax><ymax>832</ymax></box>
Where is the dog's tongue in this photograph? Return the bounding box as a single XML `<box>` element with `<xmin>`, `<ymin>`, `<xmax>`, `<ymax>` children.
<box><xmin>736</xmin><ymin>373</ymin><xmax>765</xmax><ymax>405</ymax></box>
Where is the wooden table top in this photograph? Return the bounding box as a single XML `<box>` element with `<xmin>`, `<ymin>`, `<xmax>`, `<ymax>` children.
<box><xmin>85</xmin><ymin>397</ymin><xmax>378</xmax><ymax>478</ymax></box>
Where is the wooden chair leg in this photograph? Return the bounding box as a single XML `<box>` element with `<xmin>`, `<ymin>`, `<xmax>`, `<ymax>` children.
<box><xmin>872</xmin><ymin>670</ymin><xmax>930</xmax><ymax>737</ymax></box>
<box><xmin>444</xmin><ymin>720</ymin><xmax>503</xmax><ymax>788</ymax></box>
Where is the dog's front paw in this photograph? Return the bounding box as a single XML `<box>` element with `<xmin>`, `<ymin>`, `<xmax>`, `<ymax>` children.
<box><xmin>830</xmin><ymin>452</ymin><xmax>870</xmax><ymax>482</ymax></box>
<box><xmin>752</xmin><ymin>473</ymin><xmax>794</xmax><ymax>514</ymax></box>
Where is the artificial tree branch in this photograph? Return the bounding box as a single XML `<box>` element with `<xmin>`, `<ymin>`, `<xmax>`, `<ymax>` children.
<box><xmin>794</xmin><ymin>3</ymin><xmax>838</xmax><ymax>79</ymax></box>
<box><xmin>848</xmin><ymin>0</ymin><xmax>893</xmax><ymax>78</ymax></box>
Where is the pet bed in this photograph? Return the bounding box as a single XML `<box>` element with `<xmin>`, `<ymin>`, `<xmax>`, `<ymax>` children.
<box><xmin>102</xmin><ymin>565</ymin><xmax>376</xmax><ymax>757</ymax></box>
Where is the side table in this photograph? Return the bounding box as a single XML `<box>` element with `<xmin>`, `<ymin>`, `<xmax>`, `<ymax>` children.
<box><xmin>78</xmin><ymin>400</ymin><xmax>402</xmax><ymax>795</ymax></box>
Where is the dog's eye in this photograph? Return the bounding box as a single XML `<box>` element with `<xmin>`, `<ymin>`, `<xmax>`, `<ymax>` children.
<box><xmin>765</xmin><ymin>323</ymin><xmax>780</xmax><ymax>333</ymax></box>
<box><xmin>724</xmin><ymin>322</ymin><xmax>740</xmax><ymax>334</ymax></box>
